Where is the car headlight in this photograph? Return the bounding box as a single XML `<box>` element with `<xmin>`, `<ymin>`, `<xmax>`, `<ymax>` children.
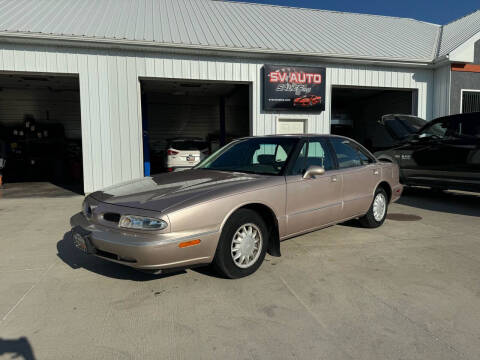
<box><xmin>119</xmin><ymin>215</ymin><xmax>168</xmax><ymax>231</ymax></box>
<box><xmin>82</xmin><ymin>199</ymin><xmax>92</xmax><ymax>218</ymax></box>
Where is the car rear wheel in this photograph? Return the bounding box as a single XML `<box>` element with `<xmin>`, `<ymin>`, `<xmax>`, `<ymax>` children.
<box><xmin>213</xmin><ymin>209</ymin><xmax>268</xmax><ymax>279</ymax></box>
<box><xmin>359</xmin><ymin>187</ymin><xmax>388</xmax><ymax>228</ymax></box>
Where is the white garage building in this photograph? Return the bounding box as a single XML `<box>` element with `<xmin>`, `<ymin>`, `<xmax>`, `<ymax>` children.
<box><xmin>0</xmin><ymin>0</ymin><xmax>479</xmax><ymax>193</ymax></box>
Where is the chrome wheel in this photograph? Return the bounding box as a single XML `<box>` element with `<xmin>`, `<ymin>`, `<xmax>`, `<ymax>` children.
<box><xmin>373</xmin><ymin>192</ymin><xmax>387</xmax><ymax>221</ymax></box>
<box><xmin>231</xmin><ymin>223</ymin><xmax>263</xmax><ymax>269</ymax></box>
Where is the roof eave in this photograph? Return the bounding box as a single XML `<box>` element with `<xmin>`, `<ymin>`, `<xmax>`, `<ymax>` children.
<box><xmin>0</xmin><ymin>31</ymin><xmax>435</xmax><ymax>68</ymax></box>
<box><xmin>432</xmin><ymin>55</ymin><xmax>451</xmax><ymax>67</ymax></box>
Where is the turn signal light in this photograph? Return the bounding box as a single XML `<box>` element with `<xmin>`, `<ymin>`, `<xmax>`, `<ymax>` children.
<box><xmin>179</xmin><ymin>239</ymin><xmax>201</xmax><ymax>248</ymax></box>
<box><xmin>167</xmin><ymin>150</ymin><xmax>179</xmax><ymax>155</ymax></box>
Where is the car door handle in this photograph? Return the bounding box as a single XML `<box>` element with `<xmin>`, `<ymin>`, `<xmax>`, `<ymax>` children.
<box><xmin>331</xmin><ymin>175</ymin><xmax>338</xmax><ymax>182</ymax></box>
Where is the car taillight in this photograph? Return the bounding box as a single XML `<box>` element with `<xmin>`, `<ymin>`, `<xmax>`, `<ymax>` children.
<box><xmin>167</xmin><ymin>150</ymin><xmax>178</xmax><ymax>155</ymax></box>
<box><xmin>167</xmin><ymin>168</ymin><xmax>174</xmax><ymax>172</ymax></box>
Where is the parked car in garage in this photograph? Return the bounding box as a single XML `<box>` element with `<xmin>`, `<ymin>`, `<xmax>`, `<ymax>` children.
<box><xmin>293</xmin><ymin>94</ymin><xmax>322</xmax><ymax>107</ymax></box>
<box><xmin>166</xmin><ymin>138</ymin><xmax>209</xmax><ymax>172</ymax></box>
<box><xmin>71</xmin><ymin>135</ymin><xmax>402</xmax><ymax>278</ymax></box>
<box><xmin>375</xmin><ymin>112</ymin><xmax>480</xmax><ymax>192</ymax></box>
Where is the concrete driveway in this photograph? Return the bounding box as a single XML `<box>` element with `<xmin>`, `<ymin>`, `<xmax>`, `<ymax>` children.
<box><xmin>1</xmin><ymin>185</ymin><xmax>480</xmax><ymax>360</ymax></box>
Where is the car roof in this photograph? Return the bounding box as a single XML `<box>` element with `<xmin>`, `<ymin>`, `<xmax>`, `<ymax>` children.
<box><xmin>431</xmin><ymin>112</ymin><xmax>480</xmax><ymax>124</ymax></box>
<box><xmin>238</xmin><ymin>134</ymin><xmax>348</xmax><ymax>140</ymax></box>
<box><xmin>417</xmin><ymin>111</ymin><xmax>480</xmax><ymax>132</ymax></box>
<box><xmin>168</xmin><ymin>137</ymin><xmax>205</xmax><ymax>141</ymax></box>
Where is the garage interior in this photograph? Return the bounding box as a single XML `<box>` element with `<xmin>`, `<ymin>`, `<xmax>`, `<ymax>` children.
<box><xmin>331</xmin><ymin>87</ymin><xmax>417</xmax><ymax>151</ymax></box>
<box><xmin>140</xmin><ymin>80</ymin><xmax>250</xmax><ymax>174</ymax></box>
<box><xmin>0</xmin><ymin>73</ymin><xmax>83</xmax><ymax>193</ymax></box>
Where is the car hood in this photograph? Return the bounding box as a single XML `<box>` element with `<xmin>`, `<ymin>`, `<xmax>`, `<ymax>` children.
<box><xmin>89</xmin><ymin>170</ymin><xmax>273</xmax><ymax>212</ymax></box>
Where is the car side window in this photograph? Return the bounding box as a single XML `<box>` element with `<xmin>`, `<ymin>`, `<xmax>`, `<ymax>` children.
<box><xmin>356</xmin><ymin>150</ymin><xmax>373</xmax><ymax>165</ymax></box>
<box><xmin>290</xmin><ymin>143</ymin><xmax>307</xmax><ymax>175</ymax></box>
<box><xmin>306</xmin><ymin>140</ymin><xmax>334</xmax><ymax>171</ymax></box>
<box><xmin>450</xmin><ymin>119</ymin><xmax>480</xmax><ymax>138</ymax></box>
<box><xmin>352</xmin><ymin>144</ymin><xmax>375</xmax><ymax>165</ymax></box>
<box><xmin>330</xmin><ymin>138</ymin><xmax>363</xmax><ymax>169</ymax></box>
<box><xmin>275</xmin><ymin>145</ymin><xmax>288</xmax><ymax>162</ymax></box>
<box><xmin>289</xmin><ymin>140</ymin><xmax>333</xmax><ymax>175</ymax></box>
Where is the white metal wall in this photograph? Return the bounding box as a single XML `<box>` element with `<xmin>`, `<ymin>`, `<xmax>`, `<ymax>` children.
<box><xmin>432</xmin><ymin>65</ymin><xmax>451</xmax><ymax>118</ymax></box>
<box><xmin>0</xmin><ymin>43</ymin><xmax>435</xmax><ymax>193</ymax></box>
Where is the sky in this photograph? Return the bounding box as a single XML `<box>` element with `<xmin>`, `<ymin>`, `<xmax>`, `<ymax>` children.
<box><xmin>234</xmin><ymin>0</ymin><xmax>479</xmax><ymax>25</ymax></box>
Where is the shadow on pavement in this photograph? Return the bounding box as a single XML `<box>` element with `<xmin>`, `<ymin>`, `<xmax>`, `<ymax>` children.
<box><xmin>338</xmin><ymin>219</ymin><xmax>362</xmax><ymax>228</ymax></box>
<box><xmin>191</xmin><ymin>264</ymin><xmax>225</xmax><ymax>279</ymax></box>
<box><xmin>56</xmin><ymin>232</ymin><xmax>186</xmax><ymax>281</ymax></box>
<box><xmin>397</xmin><ymin>187</ymin><xmax>480</xmax><ymax>217</ymax></box>
<box><xmin>0</xmin><ymin>337</ymin><xmax>36</xmax><ymax>360</ymax></box>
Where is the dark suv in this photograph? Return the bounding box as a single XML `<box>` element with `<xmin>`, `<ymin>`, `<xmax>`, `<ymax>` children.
<box><xmin>375</xmin><ymin>112</ymin><xmax>480</xmax><ymax>192</ymax></box>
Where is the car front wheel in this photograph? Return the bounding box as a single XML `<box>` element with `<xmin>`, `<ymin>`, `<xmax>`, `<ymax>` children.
<box><xmin>359</xmin><ymin>187</ymin><xmax>388</xmax><ymax>228</ymax></box>
<box><xmin>213</xmin><ymin>209</ymin><xmax>268</xmax><ymax>279</ymax></box>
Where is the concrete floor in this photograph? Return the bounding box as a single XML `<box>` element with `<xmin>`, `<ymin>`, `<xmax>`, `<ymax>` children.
<box><xmin>1</xmin><ymin>186</ymin><xmax>480</xmax><ymax>360</ymax></box>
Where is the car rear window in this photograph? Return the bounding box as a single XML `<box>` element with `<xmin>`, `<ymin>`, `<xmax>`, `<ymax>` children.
<box><xmin>170</xmin><ymin>140</ymin><xmax>208</xmax><ymax>150</ymax></box>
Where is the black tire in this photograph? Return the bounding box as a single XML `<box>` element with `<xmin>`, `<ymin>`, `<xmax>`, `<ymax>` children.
<box><xmin>213</xmin><ymin>209</ymin><xmax>268</xmax><ymax>279</ymax></box>
<box><xmin>359</xmin><ymin>187</ymin><xmax>388</xmax><ymax>228</ymax></box>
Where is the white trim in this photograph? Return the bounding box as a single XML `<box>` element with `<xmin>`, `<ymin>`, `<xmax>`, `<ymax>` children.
<box><xmin>460</xmin><ymin>89</ymin><xmax>480</xmax><ymax>113</ymax></box>
<box><xmin>448</xmin><ymin>31</ymin><xmax>480</xmax><ymax>64</ymax></box>
<box><xmin>276</xmin><ymin>117</ymin><xmax>308</xmax><ymax>134</ymax></box>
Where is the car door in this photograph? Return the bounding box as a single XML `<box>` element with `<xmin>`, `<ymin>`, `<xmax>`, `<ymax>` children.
<box><xmin>329</xmin><ymin>137</ymin><xmax>380</xmax><ymax>220</ymax></box>
<box><xmin>285</xmin><ymin>138</ymin><xmax>342</xmax><ymax>236</ymax></box>
<box><xmin>394</xmin><ymin>114</ymin><xmax>480</xmax><ymax>190</ymax></box>
<box><xmin>434</xmin><ymin>115</ymin><xmax>480</xmax><ymax>189</ymax></box>
<box><xmin>401</xmin><ymin>119</ymin><xmax>454</xmax><ymax>186</ymax></box>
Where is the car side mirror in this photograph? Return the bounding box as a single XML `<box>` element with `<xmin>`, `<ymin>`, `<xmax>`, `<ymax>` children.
<box><xmin>303</xmin><ymin>165</ymin><xmax>325</xmax><ymax>179</ymax></box>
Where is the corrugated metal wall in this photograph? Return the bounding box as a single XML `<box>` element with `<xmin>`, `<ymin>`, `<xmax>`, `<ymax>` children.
<box><xmin>433</xmin><ymin>65</ymin><xmax>451</xmax><ymax>118</ymax></box>
<box><xmin>0</xmin><ymin>43</ymin><xmax>436</xmax><ymax>193</ymax></box>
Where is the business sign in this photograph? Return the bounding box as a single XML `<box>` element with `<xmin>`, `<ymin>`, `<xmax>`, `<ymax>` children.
<box><xmin>263</xmin><ymin>65</ymin><xmax>326</xmax><ymax>111</ymax></box>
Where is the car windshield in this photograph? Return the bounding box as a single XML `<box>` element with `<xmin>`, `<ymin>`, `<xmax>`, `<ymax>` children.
<box><xmin>418</xmin><ymin>121</ymin><xmax>449</xmax><ymax>139</ymax></box>
<box><xmin>170</xmin><ymin>140</ymin><xmax>208</xmax><ymax>150</ymax></box>
<box><xmin>195</xmin><ymin>137</ymin><xmax>299</xmax><ymax>175</ymax></box>
<box><xmin>382</xmin><ymin>115</ymin><xmax>427</xmax><ymax>140</ymax></box>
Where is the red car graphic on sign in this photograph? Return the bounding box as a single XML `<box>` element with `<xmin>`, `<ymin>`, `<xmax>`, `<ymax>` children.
<box><xmin>293</xmin><ymin>95</ymin><xmax>322</xmax><ymax>107</ymax></box>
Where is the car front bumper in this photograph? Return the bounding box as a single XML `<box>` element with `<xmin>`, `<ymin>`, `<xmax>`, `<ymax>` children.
<box><xmin>391</xmin><ymin>184</ymin><xmax>403</xmax><ymax>203</ymax></box>
<box><xmin>70</xmin><ymin>212</ymin><xmax>219</xmax><ymax>271</ymax></box>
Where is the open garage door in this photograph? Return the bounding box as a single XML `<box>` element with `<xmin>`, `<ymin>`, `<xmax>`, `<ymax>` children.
<box><xmin>331</xmin><ymin>87</ymin><xmax>418</xmax><ymax>152</ymax></box>
<box><xmin>0</xmin><ymin>73</ymin><xmax>82</xmax><ymax>195</ymax></box>
<box><xmin>140</xmin><ymin>80</ymin><xmax>250</xmax><ymax>174</ymax></box>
